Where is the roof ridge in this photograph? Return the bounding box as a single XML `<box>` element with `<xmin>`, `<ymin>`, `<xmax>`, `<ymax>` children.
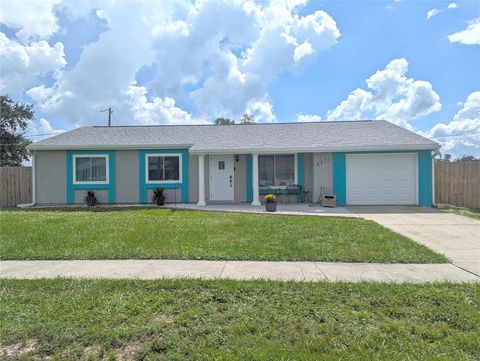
<box><xmin>90</xmin><ymin>120</ymin><xmax>377</xmax><ymax>128</ymax></box>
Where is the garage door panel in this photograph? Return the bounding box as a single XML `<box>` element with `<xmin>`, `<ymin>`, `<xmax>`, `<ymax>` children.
<box><xmin>346</xmin><ymin>154</ymin><xmax>417</xmax><ymax>205</ymax></box>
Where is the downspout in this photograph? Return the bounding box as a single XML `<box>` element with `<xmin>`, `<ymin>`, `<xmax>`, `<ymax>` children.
<box><xmin>31</xmin><ymin>152</ymin><xmax>36</xmax><ymax>205</ymax></box>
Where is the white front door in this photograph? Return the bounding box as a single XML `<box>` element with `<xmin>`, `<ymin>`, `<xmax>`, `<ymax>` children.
<box><xmin>209</xmin><ymin>155</ymin><xmax>234</xmax><ymax>201</ymax></box>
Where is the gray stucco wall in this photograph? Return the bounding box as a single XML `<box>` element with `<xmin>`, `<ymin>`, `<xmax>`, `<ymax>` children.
<box><xmin>313</xmin><ymin>152</ymin><xmax>333</xmax><ymax>201</ymax></box>
<box><xmin>188</xmin><ymin>154</ymin><xmax>199</xmax><ymax>203</ymax></box>
<box><xmin>74</xmin><ymin>189</ymin><xmax>108</xmax><ymax>204</ymax></box>
<box><xmin>34</xmin><ymin>150</ymin><xmax>319</xmax><ymax>205</ymax></box>
<box><xmin>234</xmin><ymin>154</ymin><xmax>247</xmax><ymax>202</ymax></box>
<box><xmin>115</xmin><ymin>150</ymin><xmax>139</xmax><ymax>203</ymax></box>
<box><xmin>35</xmin><ymin>150</ymin><xmax>67</xmax><ymax>204</ymax></box>
<box><xmin>303</xmin><ymin>153</ymin><xmax>314</xmax><ymax>200</ymax></box>
<box><xmin>146</xmin><ymin>188</ymin><xmax>182</xmax><ymax>204</ymax></box>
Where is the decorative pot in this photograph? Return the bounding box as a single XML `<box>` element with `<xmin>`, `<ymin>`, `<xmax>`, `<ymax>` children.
<box><xmin>156</xmin><ymin>196</ymin><xmax>165</xmax><ymax>206</ymax></box>
<box><xmin>86</xmin><ymin>198</ymin><xmax>96</xmax><ymax>207</ymax></box>
<box><xmin>265</xmin><ymin>202</ymin><xmax>277</xmax><ymax>212</ymax></box>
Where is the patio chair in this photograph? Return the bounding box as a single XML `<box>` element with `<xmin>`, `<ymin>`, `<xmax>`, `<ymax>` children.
<box><xmin>282</xmin><ymin>185</ymin><xmax>303</xmax><ymax>203</ymax></box>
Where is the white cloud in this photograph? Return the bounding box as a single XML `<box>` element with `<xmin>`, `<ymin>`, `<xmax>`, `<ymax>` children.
<box><xmin>26</xmin><ymin>85</ymin><xmax>54</xmax><ymax>102</ymax></box>
<box><xmin>29</xmin><ymin>0</ymin><xmax>340</xmax><ymax>125</ymax></box>
<box><xmin>33</xmin><ymin>1</ymin><xmax>157</xmax><ymax>123</ymax></box>
<box><xmin>27</xmin><ymin>118</ymin><xmax>64</xmax><ymax>140</ymax></box>
<box><xmin>296</xmin><ymin>113</ymin><xmax>322</xmax><ymax>122</ymax></box>
<box><xmin>246</xmin><ymin>98</ymin><xmax>277</xmax><ymax>123</ymax></box>
<box><xmin>448</xmin><ymin>18</ymin><xmax>480</xmax><ymax>45</ymax></box>
<box><xmin>426</xmin><ymin>9</ymin><xmax>441</xmax><ymax>19</ymax></box>
<box><xmin>326</xmin><ymin>58</ymin><xmax>441</xmax><ymax>128</ymax></box>
<box><xmin>151</xmin><ymin>1</ymin><xmax>340</xmax><ymax>122</ymax></box>
<box><xmin>421</xmin><ymin>91</ymin><xmax>480</xmax><ymax>157</ymax></box>
<box><xmin>0</xmin><ymin>32</ymin><xmax>66</xmax><ymax>93</ymax></box>
<box><xmin>426</xmin><ymin>2</ymin><xmax>457</xmax><ymax>19</ymax></box>
<box><xmin>0</xmin><ymin>0</ymin><xmax>61</xmax><ymax>42</ymax></box>
<box><xmin>126</xmin><ymin>83</ymin><xmax>206</xmax><ymax>125</ymax></box>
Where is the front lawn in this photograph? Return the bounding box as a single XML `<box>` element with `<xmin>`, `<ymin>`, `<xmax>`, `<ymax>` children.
<box><xmin>443</xmin><ymin>208</ymin><xmax>480</xmax><ymax>221</ymax></box>
<box><xmin>1</xmin><ymin>279</ymin><xmax>479</xmax><ymax>360</ymax></box>
<box><xmin>0</xmin><ymin>208</ymin><xmax>446</xmax><ymax>263</ymax></box>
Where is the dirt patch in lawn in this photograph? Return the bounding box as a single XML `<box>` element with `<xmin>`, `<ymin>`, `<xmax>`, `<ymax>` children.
<box><xmin>1</xmin><ymin>339</ymin><xmax>38</xmax><ymax>359</ymax></box>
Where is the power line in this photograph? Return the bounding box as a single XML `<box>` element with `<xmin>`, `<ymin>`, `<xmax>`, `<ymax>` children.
<box><xmin>23</xmin><ymin>132</ymin><xmax>63</xmax><ymax>137</ymax></box>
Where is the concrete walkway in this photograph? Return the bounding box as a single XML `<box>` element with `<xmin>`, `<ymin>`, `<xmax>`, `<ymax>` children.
<box><xmin>350</xmin><ymin>206</ymin><xmax>480</xmax><ymax>276</ymax></box>
<box><xmin>1</xmin><ymin>260</ymin><xmax>478</xmax><ymax>283</ymax></box>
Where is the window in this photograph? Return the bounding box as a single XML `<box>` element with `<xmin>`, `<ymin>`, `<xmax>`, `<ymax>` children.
<box><xmin>218</xmin><ymin>161</ymin><xmax>225</xmax><ymax>170</ymax></box>
<box><xmin>259</xmin><ymin>154</ymin><xmax>295</xmax><ymax>186</ymax></box>
<box><xmin>146</xmin><ymin>154</ymin><xmax>181</xmax><ymax>183</ymax></box>
<box><xmin>74</xmin><ymin>155</ymin><xmax>108</xmax><ymax>183</ymax></box>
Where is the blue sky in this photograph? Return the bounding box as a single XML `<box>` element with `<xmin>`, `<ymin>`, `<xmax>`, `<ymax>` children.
<box><xmin>1</xmin><ymin>0</ymin><xmax>479</xmax><ymax>157</ymax></box>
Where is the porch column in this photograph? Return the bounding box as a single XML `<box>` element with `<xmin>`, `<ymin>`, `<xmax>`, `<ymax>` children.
<box><xmin>251</xmin><ymin>153</ymin><xmax>261</xmax><ymax>206</ymax></box>
<box><xmin>197</xmin><ymin>154</ymin><xmax>206</xmax><ymax>206</ymax></box>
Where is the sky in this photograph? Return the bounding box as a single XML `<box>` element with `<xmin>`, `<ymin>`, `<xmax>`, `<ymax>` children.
<box><xmin>1</xmin><ymin>0</ymin><xmax>479</xmax><ymax>158</ymax></box>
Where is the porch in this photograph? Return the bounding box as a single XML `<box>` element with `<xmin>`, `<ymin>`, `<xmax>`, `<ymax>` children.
<box><xmin>168</xmin><ymin>202</ymin><xmax>354</xmax><ymax>218</ymax></box>
<box><xmin>194</xmin><ymin>152</ymin><xmax>329</xmax><ymax>206</ymax></box>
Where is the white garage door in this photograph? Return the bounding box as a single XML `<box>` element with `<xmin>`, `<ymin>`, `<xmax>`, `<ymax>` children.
<box><xmin>346</xmin><ymin>153</ymin><xmax>417</xmax><ymax>205</ymax></box>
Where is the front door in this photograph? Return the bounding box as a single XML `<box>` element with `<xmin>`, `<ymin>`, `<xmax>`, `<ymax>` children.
<box><xmin>209</xmin><ymin>155</ymin><xmax>234</xmax><ymax>201</ymax></box>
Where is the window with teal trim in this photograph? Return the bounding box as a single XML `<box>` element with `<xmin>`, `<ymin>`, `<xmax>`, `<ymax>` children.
<box><xmin>145</xmin><ymin>153</ymin><xmax>182</xmax><ymax>184</ymax></box>
<box><xmin>73</xmin><ymin>154</ymin><xmax>109</xmax><ymax>184</ymax></box>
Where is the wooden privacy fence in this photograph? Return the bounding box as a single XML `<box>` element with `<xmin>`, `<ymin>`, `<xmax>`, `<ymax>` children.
<box><xmin>435</xmin><ymin>160</ymin><xmax>480</xmax><ymax>209</ymax></box>
<box><xmin>0</xmin><ymin>167</ymin><xmax>32</xmax><ymax>207</ymax></box>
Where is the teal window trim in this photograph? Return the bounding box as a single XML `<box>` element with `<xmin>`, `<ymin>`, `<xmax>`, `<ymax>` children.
<box><xmin>139</xmin><ymin>149</ymin><xmax>189</xmax><ymax>203</ymax></box>
<box><xmin>297</xmin><ymin>153</ymin><xmax>305</xmax><ymax>187</ymax></box>
<box><xmin>332</xmin><ymin>152</ymin><xmax>347</xmax><ymax>206</ymax></box>
<box><xmin>246</xmin><ymin>154</ymin><xmax>253</xmax><ymax>202</ymax></box>
<box><xmin>297</xmin><ymin>153</ymin><xmax>305</xmax><ymax>201</ymax></box>
<box><xmin>66</xmin><ymin>150</ymin><xmax>116</xmax><ymax>204</ymax></box>
<box><xmin>332</xmin><ymin>150</ymin><xmax>434</xmax><ymax>207</ymax></box>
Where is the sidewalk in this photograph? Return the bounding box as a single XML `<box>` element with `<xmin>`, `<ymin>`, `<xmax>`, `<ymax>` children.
<box><xmin>1</xmin><ymin>260</ymin><xmax>478</xmax><ymax>283</ymax></box>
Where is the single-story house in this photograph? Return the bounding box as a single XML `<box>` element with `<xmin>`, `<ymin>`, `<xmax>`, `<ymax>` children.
<box><xmin>28</xmin><ymin>120</ymin><xmax>439</xmax><ymax>207</ymax></box>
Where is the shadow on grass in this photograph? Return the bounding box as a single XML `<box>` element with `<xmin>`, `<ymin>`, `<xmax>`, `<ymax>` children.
<box><xmin>0</xmin><ymin>206</ymin><xmax>183</xmax><ymax>213</ymax></box>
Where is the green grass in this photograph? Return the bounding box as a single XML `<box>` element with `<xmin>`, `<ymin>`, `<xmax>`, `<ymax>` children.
<box><xmin>443</xmin><ymin>208</ymin><xmax>480</xmax><ymax>221</ymax></box>
<box><xmin>1</xmin><ymin>279</ymin><xmax>479</xmax><ymax>360</ymax></box>
<box><xmin>0</xmin><ymin>208</ymin><xmax>446</xmax><ymax>263</ymax></box>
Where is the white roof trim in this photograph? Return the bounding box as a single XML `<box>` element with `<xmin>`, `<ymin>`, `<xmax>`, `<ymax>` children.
<box><xmin>189</xmin><ymin>144</ymin><xmax>440</xmax><ymax>154</ymax></box>
<box><xmin>28</xmin><ymin>143</ymin><xmax>193</xmax><ymax>151</ymax></box>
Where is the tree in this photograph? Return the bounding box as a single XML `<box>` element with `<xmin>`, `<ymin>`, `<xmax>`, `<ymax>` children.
<box><xmin>214</xmin><ymin>117</ymin><xmax>235</xmax><ymax>125</ymax></box>
<box><xmin>443</xmin><ymin>153</ymin><xmax>452</xmax><ymax>162</ymax></box>
<box><xmin>458</xmin><ymin>155</ymin><xmax>479</xmax><ymax>161</ymax></box>
<box><xmin>240</xmin><ymin>113</ymin><xmax>255</xmax><ymax>124</ymax></box>
<box><xmin>0</xmin><ymin>95</ymin><xmax>33</xmax><ymax>166</ymax></box>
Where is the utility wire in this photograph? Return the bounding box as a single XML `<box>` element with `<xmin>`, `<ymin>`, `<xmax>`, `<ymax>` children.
<box><xmin>23</xmin><ymin>132</ymin><xmax>64</xmax><ymax>137</ymax></box>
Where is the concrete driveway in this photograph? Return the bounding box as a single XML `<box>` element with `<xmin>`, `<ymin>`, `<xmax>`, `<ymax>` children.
<box><xmin>349</xmin><ymin>206</ymin><xmax>480</xmax><ymax>276</ymax></box>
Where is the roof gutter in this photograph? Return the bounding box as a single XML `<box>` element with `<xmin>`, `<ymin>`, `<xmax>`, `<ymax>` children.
<box><xmin>27</xmin><ymin>143</ymin><xmax>440</xmax><ymax>153</ymax></box>
<box><xmin>27</xmin><ymin>143</ymin><xmax>194</xmax><ymax>151</ymax></box>
<box><xmin>188</xmin><ymin>143</ymin><xmax>441</xmax><ymax>154</ymax></box>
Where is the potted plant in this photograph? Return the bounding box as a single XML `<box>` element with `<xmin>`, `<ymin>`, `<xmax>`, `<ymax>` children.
<box><xmin>85</xmin><ymin>191</ymin><xmax>97</xmax><ymax>207</ymax></box>
<box><xmin>153</xmin><ymin>187</ymin><xmax>166</xmax><ymax>206</ymax></box>
<box><xmin>264</xmin><ymin>194</ymin><xmax>277</xmax><ymax>212</ymax></box>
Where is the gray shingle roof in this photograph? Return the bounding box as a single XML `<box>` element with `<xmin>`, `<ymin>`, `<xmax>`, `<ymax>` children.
<box><xmin>29</xmin><ymin>120</ymin><xmax>439</xmax><ymax>153</ymax></box>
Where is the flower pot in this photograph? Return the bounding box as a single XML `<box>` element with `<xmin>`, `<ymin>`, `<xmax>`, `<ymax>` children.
<box><xmin>86</xmin><ymin>197</ymin><xmax>96</xmax><ymax>207</ymax></box>
<box><xmin>265</xmin><ymin>202</ymin><xmax>277</xmax><ymax>212</ymax></box>
<box><xmin>156</xmin><ymin>196</ymin><xmax>165</xmax><ymax>206</ymax></box>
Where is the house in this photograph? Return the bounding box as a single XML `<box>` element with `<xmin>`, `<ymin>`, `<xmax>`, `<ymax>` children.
<box><xmin>28</xmin><ymin>120</ymin><xmax>439</xmax><ymax>207</ymax></box>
